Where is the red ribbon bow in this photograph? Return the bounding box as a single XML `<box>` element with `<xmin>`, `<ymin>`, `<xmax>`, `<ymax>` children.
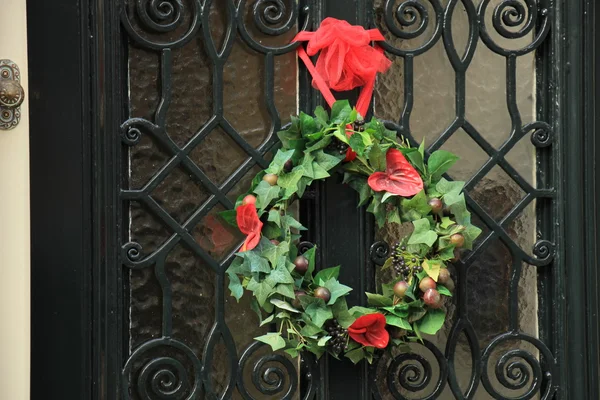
<box><xmin>293</xmin><ymin>18</ymin><xmax>391</xmax><ymax>118</ymax></box>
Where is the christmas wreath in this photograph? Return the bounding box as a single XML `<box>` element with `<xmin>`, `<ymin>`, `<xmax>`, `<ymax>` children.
<box><xmin>222</xmin><ymin>18</ymin><xmax>482</xmax><ymax>364</ymax></box>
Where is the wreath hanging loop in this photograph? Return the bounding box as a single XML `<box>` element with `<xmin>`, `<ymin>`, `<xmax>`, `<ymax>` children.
<box><xmin>220</xmin><ymin>18</ymin><xmax>481</xmax><ymax>363</ymax></box>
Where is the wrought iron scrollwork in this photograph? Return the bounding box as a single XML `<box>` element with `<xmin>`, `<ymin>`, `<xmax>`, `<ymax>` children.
<box><xmin>122</xmin><ymin>338</ymin><xmax>202</xmax><ymax>400</ymax></box>
<box><xmin>370</xmin><ymin>241</ymin><xmax>390</xmax><ymax>265</ymax></box>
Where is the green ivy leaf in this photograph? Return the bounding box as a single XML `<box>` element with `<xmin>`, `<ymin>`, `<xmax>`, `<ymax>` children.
<box><xmin>314</xmin><ymin>106</ymin><xmax>329</xmax><ymax>126</ymax></box>
<box><xmin>345</xmin><ymin>348</ymin><xmax>366</xmax><ymax>364</ymax></box>
<box><xmin>349</xmin><ymin>134</ymin><xmax>366</xmax><ymax>157</ymax></box>
<box><xmin>415</xmin><ymin>308</ymin><xmax>446</xmax><ymax>335</ymax></box>
<box><xmin>302</xmin><ymin>246</ymin><xmax>317</xmax><ymax>278</ymax></box>
<box><xmin>247</xmin><ymin>278</ymin><xmax>274</xmax><ymax>307</ymax></box>
<box><xmin>299</xmin><ymin>112</ymin><xmax>318</xmax><ymax>135</ymax></box>
<box><xmin>365</xmin><ymin>292</ymin><xmax>394</xmax><ymax>307</ymax></box>
<box><xmin>226</xmin><ymin>256</ymin><xmax>249</xmax><ymax>275</ymax></box>
<box><xmin>401</xmin><ymin>190</ymin><xmax>432</xmax><ymax>219</ymax></box>
<box><xmin>331</xmin><ymin>100</ymin><xmax>352</xmax><ymax>124</ymax></box>
<box><xmin>349</xmin><ymin>306</ymin><xmax>378</xmax><ymax>317</ymax></box>
<box><xmin>275</xmin><ymin>283</ymin><xmax>295</xmax><ymax>299</ymax></box>
<box><xmin>227</xmin><ymin>271</ymin><xmax>244</xmax><ymax>301</ymax></box>
<box><xmin>436</xmin><ymin>178</ymin><xmax>464</xmax><ymax>197</ymax></box>
<box><xmin>428</xmin><ymin>150</ymin><xmax>459</xmax><ymax>179</ymax></box>
<box><xmin>305</xmin><ymin>299</ymin><xmax>333</xmax><ymax>327</ymax></box>
<box><xmin>270</xmin><ymin>298</ymin><xmax>301</xmax><ymax>313</ymax></box>
<box><xmin>265</xmin><ymin>257</ymin><xmax>295</xmax><ymax>286</ymax></box>
<box><xmin>267</xmin><ymin>209</ymin><xmax>281</xmax><ymax>227</ymax></box>
<box><xmin>281</xmin><ymin>214</ymin><xmax>306</xmax><ymax>231</ymax></box>
<box><xmin>315</xmin><ymin>150</ymin><xmax>342</xmax><ymax>171</ymax></box>
<box><xmin>385</xmin><ymin>315</ymin><xmax>413</xmax><ymax>330</ymax></box>
<box><xmin>440</xmin><ymin>216</ymin><xmax>455</xmax><ymax>229</ymax></box>
<box><xmin>382</xmin><ymin>192</ymin><xmax>398</xmax><ymax>203</ymax></box>
<box><xmin>266</xmin><ymin>149</ymin><xmax>295</xmax><ymax>175</ymax></box>
<box><xmin>347</xmin><ymin>176</ymin><xmax>371</xmax><ymax>207</ymax></box>
<box><xmin>405</xmin><ymin>149</ymin><xmax>425</xmax><ymax>174</ymax></box>
<box><xmin>422</xmin><ymin>259</ymin><xmax>443</xmax><ymax>281</ymax></box>
<box><xmin>300</xmin><ymin>152</ymin><xmax>315</xmax><ymax>179</ymax></box>
<box><xmin>259</xmin><ymin>314</ymin><xmax>275</xmax><ymax>327</ymax></box>
<box><xmin>312</xmin><ymin>162</ymin><xmax>330</xmax><ymax>179</ymax></box>
<box><xmin>314</xmin><ymin>266</ymin><xmax>340</xmax><ymax>285</ymax></box>
<box><xmin>300</xmin><ymin>320</ymin><xmax>323</xmax><ymax>336</ymax></box>
<box><xmin>332</xmin><ymin>297</ymin><xmax>356</xmax><ymax>328</ymax></box>
<box><xmin>408</xmin><ymin>218</ymin><xmax>438</xmax><ymax>247</ymax></box>
<box><xmin>322</xmin><ymin>277</ymin><xmax>353</xmax><ymax>305</ymax></box>
<box><xmin>305</xmin><ymin>135</ymin><xmax>332</xmax><ymax>152</ymax></box>
<box><xmin>278</xmin><ymin>167</ymin><xmax>305</xmax><ymax>199</ymax></box>
<box><xmin>218</xmin><ymin>209</ymin><xmax>238</xmax><ymax>227</ymax></box>
<box><xmin>253</xmin><ymin>181</ymin><xmax>281</xmax><ymax>212</ymax></box>
<box><xmin>368</xmin><ymin>143</ymin><xmax>386</xmax><ymax>171</ymax></box>
<box><xmin>437</xmin><ymin>285</ymin><xmax>453</xmax><ymax>297</ymax></box>
<box><xmin>239</xmin><ymin>251</ymin><xmax>271</xmax><ymax>274</ymax></box>
<box><xmin>462</xmin><ymin>224</ymin><xmax>482</xmax><ymax>249</ymax></box>
<box><xmin>255</xmin><ymin>333</ymin><xmax>286</xmax><ymax>351</ymax></box>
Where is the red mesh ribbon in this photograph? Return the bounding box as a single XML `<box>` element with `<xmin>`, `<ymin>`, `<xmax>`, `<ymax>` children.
<box><xmin>292</xmin><ymin>18</ymin><xmax>391</xmax><ymax>117</ymax></box>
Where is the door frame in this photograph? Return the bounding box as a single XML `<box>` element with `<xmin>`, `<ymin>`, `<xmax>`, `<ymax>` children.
<box><xmin>27</xmin><ymin>0</ymin><xmax>600</xmax><ymax>399</ymax></box>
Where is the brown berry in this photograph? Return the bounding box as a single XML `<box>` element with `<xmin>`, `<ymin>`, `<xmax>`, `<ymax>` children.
<box><xmin>293</xmin><ymin>255</ymin><xmax>309</xmax><ymax>274</ymax></box>
<box><xmin>438</xmin><ymin>268</ymin><xmax>451</xmax><ymax>285</ymax></box>
<box><xmin>263</xmin><ymin>173</ymin><xmax>278</xmax><ymax>186</ymax></box>
<box><xmin>450</xmin><ymin>233</ymin><xmax>465</xmax><ymax>248</ymax></box>
<box><xmin>450</xmin><ymin>248</ymin><xmax>461</xmax><ymax>263</ymax></box>
<box><xmin>393</xmin><ymin>281</ymin><xmax>409</xmax><ymax>298</ymax></box>
<box><xmin>419</xmin><ymin>276</ymin><xmax>437</xmax><ymax>292</ymax></box>
<box><xmin>292</xmin><ymin>289</ymin><xmax>306</xmax><ymax>308</ymax></box>
<box><xmin>283</xmin><ymin>160</ymin><xmax>294</xmax><ymax>173</ymax></box>
<box><xmin>428</xmin><ymin>198</ymin><xmax>443</xmax><ymax>214</ymax></box>
<box><xmin>242</xmin><ymin>194</ymin><xmax>256</xmax><ymax>205</ymax></box>
<box><xmin>423</xmin><ymin>288</ymin><xmax>443</xmax><ymax>308</ymax></box>
<box><xmin>314</xmin><ymin>287</ymin><xmax>331</xmax><ymax>303</ymax></box>
<box><xmin>270</xmin><ymin>239</ymin><xmax>280</xmax><ymax>246</ymax></box>
<box><xmin>445</xmin><ymin>278</ymin><xmax>455</xmax><ymax>292</ymax></box>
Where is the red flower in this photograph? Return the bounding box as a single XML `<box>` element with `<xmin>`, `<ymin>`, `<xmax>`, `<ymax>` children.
<box><xmin>236</xmin><ymin>203</ymin><xmax>263</xmax><ymax>252</ymax></box>
<box><xmin>348</xmin><ymin>313</ymin><xmax>390</xmax><ymax>348</ymax></box>
<box><xmin>367</xmin><ymin>148</ymin><xmax>423</xmax><ymax>196</ymax></box>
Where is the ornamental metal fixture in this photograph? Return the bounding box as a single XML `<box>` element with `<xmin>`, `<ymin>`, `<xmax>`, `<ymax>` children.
<box><xmin>0</xmin><ymin>59</ymin><xmax>24</xmax><ymax>131</ymax></box>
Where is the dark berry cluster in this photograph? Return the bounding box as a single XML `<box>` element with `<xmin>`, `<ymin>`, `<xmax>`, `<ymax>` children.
<box><xmin>353</xmin><ymin>119</ymin><xmax>366</xmax><ymax>132</ymax></box>
<box><xmin>391</xmin><ymin>242</ymin><xmax>423</xmax><ymax>278</ymax></box>
<box><xmin>326</xmin><ymin>319</ymin><xmax>348</xmax><ymax>353</ymax></box>
<box><xmin>328</xmin><ymin>138</ymin><xmax>349</xmax><ymax>155</ymax></box>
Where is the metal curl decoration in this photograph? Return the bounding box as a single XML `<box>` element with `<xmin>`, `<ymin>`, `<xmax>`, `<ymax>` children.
<box><xmin>478</xmin><ymin>0</ymin><xmax>551</xmax><ymax>56</ymax></box>
<box><xmin>526</xmin><ymin>121</ymin><xmax>554</xmax><ymax>148</ymax></box>
<box><xmin>492</xmin><ymin>0</ymin><xmax>534</xmax><ymax>39</ymax></box>
<box><xmin>532</xmin><ymin>240</ymin><xmax>555</xmax><ymax>265</ymax></box>
<box><xmin>123</xmin><ymin>241</ymin><xmax>144</xmax><ymax>263</ymax></box>
<box><xmin>481</xmin><ymin>332</ymin><xmax>557</xmax><ymax>400</ymax></box>
<box><xmin>135</xmin><ymin>0</ymin><xmax>184</xmax><ymax>33</ymax></box>
<box><xmin>122</xmin><ymin>338</ymin><xmax>202</xmax><ymax>400</ymax></box>
<box><xmin>370</xmin><ymin>241</ymin><xmax>390</xmax><ymax>266</ymax></box>
<box><xmin>386</xmin><ymin>0</ymin><xmax>428</xmax><ymax>40</ymax></box>
<box><xmin>297</xmin><ymin>241</ymin><xmax>315</xmax><ymax>255</ymax></box>
<box><xmin>123</xmin><ymin>127</ymin><xmax>143</xmax><ymax>146</ymax></box>
<box><xmin>377</xmin><ymin>0</ymin><xmax>444</xmax><ymax>57</ymax></box>
<box><xmin>237</xmin><ymin>341</ymin><xmax>300</xmax><ymax>400</ymax></box>
<box><xmin>372</xmin><ymin>340</ymin><xmax>447</xmax><ymax>400</ymax></box>
<box><xmin>121</xmin><ymin>0</ymin><xmax>201</xmax><ymax>50</ymax></box>
<box><xmin>237</xmin><ymin>0</ymin><xmax>310</xmax><ymax>55</ymax></box>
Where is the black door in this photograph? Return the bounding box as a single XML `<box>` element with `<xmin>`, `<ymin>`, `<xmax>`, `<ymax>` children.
<box><xmin>28</xmin><ymin>0</ymin><xmax>600</xmax><ymax>399</ymax></box>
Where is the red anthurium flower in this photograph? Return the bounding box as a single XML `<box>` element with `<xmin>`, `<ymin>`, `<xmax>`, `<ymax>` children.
<box><xmin>367</xmin><ymin>148</ymin><xmax>423</xmax><ymax>196</ymax></box>
<box><xmin>348</xmin><ymin>313</ymin><xmax>390</xmax><ymax>348</ymax></box>
<box><xmin>236</xmin><ymin>203</ymin><xmax>263</xmax><ymax>252</ymax></box>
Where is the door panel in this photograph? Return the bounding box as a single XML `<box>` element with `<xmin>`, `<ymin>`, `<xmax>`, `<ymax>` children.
<box><xmin>369</xmin><ymin>1</ymin><xmax>553</xmax><ymax>398</ymax></box>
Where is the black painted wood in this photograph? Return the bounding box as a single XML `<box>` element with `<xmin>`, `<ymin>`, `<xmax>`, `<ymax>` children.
<box><xmin>27</xmin><ymin>0</ymin><xmax>92</xmax><ymax>399</ymax></box>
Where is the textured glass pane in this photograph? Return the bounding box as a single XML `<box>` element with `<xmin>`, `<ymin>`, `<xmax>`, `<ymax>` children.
<box><xmin>372</xmin><ymin>0</ymin><xmax>551</xmax><ymax>399</ymax></box>
<box><xmin>122</xmin><ymin>0</ymin><xmax>301</xmax><ymax>398</ymax></box>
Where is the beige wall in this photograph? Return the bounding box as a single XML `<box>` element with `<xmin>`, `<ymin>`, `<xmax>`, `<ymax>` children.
<box><xmin>0</xmin><ymin>1</ymin><xmax>30</xmax><ymax>399</ymax></box>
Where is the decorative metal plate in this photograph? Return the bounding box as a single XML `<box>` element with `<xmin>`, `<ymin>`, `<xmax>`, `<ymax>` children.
<box><xmin>0</xmin><ymin>59</ymin><xmax>23</xmax><ymax>131</ymax></box>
